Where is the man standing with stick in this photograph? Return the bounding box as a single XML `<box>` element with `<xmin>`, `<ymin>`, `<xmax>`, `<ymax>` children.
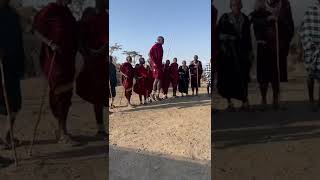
<box><xmin>170</xmin><ymin>58</ymin><xmax>179</xmax><ymax>98</ymax></box>
<box><xmin>76</xmin><ymin>0</ymin><xmax>108</xmax><ymax>138</ymax></box>
<box><xmin>264</xmin><ymin>0</ymin><xmax>294</xmax><ymax>109</ymax></box>
<box><xmin>120</xmin><ymin>56</ymin><xmax>134</xmax><ymax>107</ymax></box>
<box><xmin>0</xmin><ymin>0</ymin><xmax>25</xmax><ymax>166</ymax></box>
<box><xmin>109</xmin><ymin>56</ymin><xmax>117</xmax><ymax>108</ymax></box>
<box><xmin>33</xmin><ymin>0</ymin><xmax>78</xmax><ymax>144</ymax></box>
<box><xmin>189</xmin><ymin>55</ymin><xmax>203</xmax><ymax>96</ymax></box>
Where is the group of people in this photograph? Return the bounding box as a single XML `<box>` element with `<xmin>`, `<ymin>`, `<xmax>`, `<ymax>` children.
<box><xmin>213</xmin><ymin>0</ymin><xmax>295</xmax><ymax>111</ymax></box>
<box><xmin>0</xmin><ymin>0</ymin><xmax>108</xmax><ymax>152</ymax></box>
<box><xmin>109</xmin><ymin>36</ymin><xmax>208</xmax><ymax>107</ymax></box>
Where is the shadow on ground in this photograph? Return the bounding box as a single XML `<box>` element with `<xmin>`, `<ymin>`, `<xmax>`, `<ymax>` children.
<box><xmin>212</xmin><ymin>100</ymin><xmax>320</xmax><ymax>149</ymax></box>
<box><xmin>119</xmin><ymin>95</ymin><xmax>211</xmax><ymax>113</ymax></box>
<box><xmin>109</xmin><ymin>145</ymin><xmax>210</xmax><ymax>180</ymax></box>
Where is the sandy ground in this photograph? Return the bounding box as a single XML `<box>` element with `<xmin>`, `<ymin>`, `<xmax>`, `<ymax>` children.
<box><xmin>0</xmin><ymin>78</ymin><xmax>107</xmax><ymax>180</ymax></box>
<box><xmin>212</xmin><ymin>64</ymin><xmax>320</xmax><ymax>180</ymax></box>
<box><xmin>109</xmin><ymin>86</ymin><xmax>211</xmax><ymax>180</ymax></box>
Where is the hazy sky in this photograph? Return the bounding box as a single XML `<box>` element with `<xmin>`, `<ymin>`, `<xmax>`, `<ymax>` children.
<box><xmin>110</xmin><ymin>0</ymin><xmax>211</xmax><ymax>64</ymax></box>
<box><xmin>214</xmin><ymin>0</ymin><xmax>315</xmax><ymax>26</ymax></box>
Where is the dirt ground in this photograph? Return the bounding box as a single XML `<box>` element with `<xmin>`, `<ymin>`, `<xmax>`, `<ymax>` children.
<box><xmin>0</xmin><ymin>78</ymin><xmax>107</xmax><ymax>180</ymax></box>
<box><xmin>212</xmin><ymin>64</ymin><xmax>320</xmax><ymax>180</ymax></box>
<box><xmin>109</xmin><ymin>86</ymin><xmax>211</xmax><ymax>180</ymax></box>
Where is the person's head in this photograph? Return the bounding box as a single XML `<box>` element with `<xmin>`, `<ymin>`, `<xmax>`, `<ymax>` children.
<box><xmin>57</xmin><ymin>0</ymin><xmax>72</xmax><ymax>6</ymax></box>
<box><xmin>182</xmin><ymin>60</ymin><xmax>187</xmax><ymax>66</ymax></box>
<box><xmin>166</xmin><ymin>60</ymin><xmax>170</xmax><ymax>65</ymax></box>
<box><xmin>254</xmin><ymin>0</ymin><xmax>266</xmax><ymax>11</ymax></box>
<box><xmin>95</xmin><ymin>0</ymin><xmax>107</xmax><ymax>11</ymax></box>
<box><xmin>157</xmin><ymin>36</ymin><xmax>165</xmax><ymax>45</ymax></box>
<box><xmin>109</xmin><ymin>56</ymin><xmax>113</xmax><ymax>63</ymax></box>
<box><xmin>173</xmin><ymin>58</ymin><xmax>177</xmax><ymax>63</ymax></box>
<box><xmin>126</xmin><ymin>56</ymin><xmax>132</xmax><ymax>63</ymax></box>
<box><xmin>0</xmin><ymin>0</ymin><xmax>10</xmax><ymax>8</ymax></box>
<box><xmin>194</xmin><ymin>55</ymin><xmax>199</xmax><ymax>61</ymax></box>
<box><xmin>230</xmin><ymin>0</ymin><xmax>242</xmax><ymax>16</ymax></box>
<box><xmin>139</xmin><ymin>57</ymin><xmax>145</xmax><ymax>65</ymax></box>
<box><xmin>269</xmin><ymin>0</ymin><xmax>280</xmax><ymax>4</ymax></box>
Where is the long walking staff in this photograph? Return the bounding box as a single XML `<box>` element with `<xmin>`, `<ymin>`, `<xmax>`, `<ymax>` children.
<box><xmin>196</xmin><ymin>62</ymin><xmax>199</xmax><ymax>91</ymax></box>
<box><xmin>189</xmin><ymin>68</ymin><xmax>192</xmax><ymax>89</ymax></box>
<box><xmin>166</xmin><ymin>37</ymin><xmax>173</xmax><ymax>60</ymax></box>
<box><xmin>0</xmin><ymin>58</ymin><xmax>18</xmax><ymax>167</ymax></box>
<box><xmin>118</xmin><ymin>70</ymin><xmax>124</xmax><ymax>106</ymax></box>
<box><xmin>275</xmin><ymin>18</ymin><xmax>281</xmax><ymax>106</ymax></box>
<box><xmin>28</xmin><ymin>52</ymin><xmax>56</xmax><ymax>156</ymax></box>
<box><xmin>108</xmin><ymin>79</ymin><xmax>114</xmax><ymax>108</ymax></box>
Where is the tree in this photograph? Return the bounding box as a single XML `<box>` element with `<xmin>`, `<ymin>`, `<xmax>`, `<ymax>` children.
<box><xmin>122</xmin><ymin>51</ymin><xmax>141</xmax><ymax>65</ymax></box>
<box><xmin>109</xmin><ymin>43</ymin><xmax>122</xmax><ymax>56</ymax></box>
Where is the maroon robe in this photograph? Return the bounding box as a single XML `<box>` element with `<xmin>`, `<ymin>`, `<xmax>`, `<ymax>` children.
<box><xmin>120</xmin><ymin>62</ymin><xmax>134</xmax><ymax>100</ymax></box>
<box><xmin>149</xmin><ymin>43</ymin><xmax>163</xmax><ymax>79</ymax></box>
<box><xmin>264</xmin><ymin>0</ymin><xmax>294</xmax><ymax>82</ymax></box>
<box><xmin>162</xmin><ymin>64</ymin><xmax>171</xmax><ymax>94</ymax></box>
<box><xmin>189</xmin><ymin>61</ymin><xmax>203</xmax><ymax>88</ymax></box>
<box><xmin>146</xmin><ymin>65</ymin><xmax>154</xmax><ymax>96</ymax></box>
<box><xmin>169</xmin><ymin>62</ymin><xmax>179</xmax><ymax>93</ymax></box>
<box><xmin>34</xmin><ymin>3</ymin><xmax>78</xmax><ymax>118</ymax></box>
<box><xmin>134</xmin><ymin>65</ymin><xmax>148</xmax><ymax>96</ymax></box>
<box><xmin>76</xmin><ymin>8</ymin><xmax>108</xmax><ymax>106</ymax></box>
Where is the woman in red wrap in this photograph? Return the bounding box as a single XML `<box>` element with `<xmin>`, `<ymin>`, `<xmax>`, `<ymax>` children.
<box><xmin>134</xmin><ymin>58</ymin><xmax>148</xmax><ymax>105</ymax></box>
<box><xmin>120</xmin><ymin>56</ymin><xmax>134</xmax><ymax>107</ymax></box>
<box><xmin>149</xmin><ymin>36</ymin><xmax>164</xmax><ymax>101</ymax></box>
<box><xmin>34</xmin><ymin>0</ymin><xmax>78</xmax><ymax>144</ymax></box>
<box><xmin>170</xmin><ymin>58</ymin><xmax>179</xmax><ymax>97</ymax></box>
<box><xmin>76</xmin><ymin>0</ymin><xmax>108</xmax><ymax>138</ymax></box>
<box><xmin>162</xmin><ymin>60</ymin><xmax>171</xmax><ymax>99</ymax></box>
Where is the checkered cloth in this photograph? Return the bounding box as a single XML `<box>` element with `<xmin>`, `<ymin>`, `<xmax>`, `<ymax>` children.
<box><xmin>204</xmin><ymin>63</ymin><xmax>211</xmax><ymax>85</ymax></box>
<box><xmin>299</xmin><ymin>1</ymin><xmax>320</xmax><ymax>79</ymax></box>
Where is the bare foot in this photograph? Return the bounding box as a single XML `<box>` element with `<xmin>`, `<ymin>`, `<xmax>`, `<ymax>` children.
<box><xmin>58</xmin><ymin>134</ymin><xmax>79</xmax><ymax>146</ymax></box>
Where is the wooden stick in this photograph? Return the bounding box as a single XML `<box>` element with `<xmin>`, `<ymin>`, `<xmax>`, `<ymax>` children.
<box><xmin>0</xmin><ymin>58</ymin><xmax>18</xmax><ymax>167</ymax></box>
<box><xmin>275</xmin><ymin>20</ymin><xmax>281</xmax><ymax>99</ymax></box>
<box><xmin>109</xmin><ymin>79</ymin><xmax>114</xmax><ymax>108</ymax></box>
<box><xmin>196</xmin><ymin>62</ymin><xmax>199</xmax><ymax>89</ymax></box>
<box><xmin>28</xmin><ymin>52</ymin><xmax>56</xmax><ymax>156</ymax></box>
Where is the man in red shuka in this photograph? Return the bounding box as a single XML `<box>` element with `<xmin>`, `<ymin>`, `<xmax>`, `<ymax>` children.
<box><xmin>170</xmin><ymin>58</ymin><xmax>179</xmax><ymax>97</ymax></box>
<box><xmin>162</xmin><ymin>60</ymin><xmax>171</xmax><ymax>99</ymax></box>
<box><xmin>149</xmin><ymin>36</ymin><xmax>164</xmax><ymax>101</ymax></box>
<box><xmin>146</xmin><ymin>60</ymin><xmax>154</xmax><ymax>103</ymax></box>
<box><xmin>120</xmin><ymin>56</ymin><xmax>134</xmax><ymax>107</ymax></box>
<box><xmin>134</xmin><ymin>58</ymin><xmax>148</xmax><ymax>105</ymax></box>
<box><xmin>34</xmin><ymin>0</ymin><xmax>78</xmax><ymax>145</ymax></box>
<box><xmin>76</xmin><ymin>0</ymin><xmax>108</xmax><ymax>138</ymax></box>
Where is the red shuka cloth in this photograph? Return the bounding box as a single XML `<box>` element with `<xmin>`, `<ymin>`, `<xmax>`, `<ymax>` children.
<box><xmin>34</xmin><ymin>3</ymin><xmax>78</xmax><ymax>92</ymax></box>
<box><xmin>162</xmin><ymin>64</ymin><xmax>171</xmax><ymax>94</ymax></box>
<box><xmin>149</xmin><ymin>43</ymin><xmax>163</xmax><ymax>79</ymax></box>
<box><xmin>120</xmin><ymin>62</ymin><xmax>134</xmax><ymax>91</ymax></box>
<box><xmin>134</xmin><ymin>65</ymin><xmax>148</xmax><ymax>96</ymax></box>
<box><xmin>76</xmin><ymin>8</ymin><xmax>108</xmax><ymax>105</ymax></box>
<box><xmin>146</xmin><ymin>66</ymin><xmax>154</xmax><ymax>95</ymax></box>
<box><xmin>169</xmin><ymin>62</ymin><xmax>179</xmax><ymax>87</ymax></box>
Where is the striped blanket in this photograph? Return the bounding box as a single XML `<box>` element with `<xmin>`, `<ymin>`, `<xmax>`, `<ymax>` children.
<box><xmin>299</xmin><ymin>1</ymin><xmax>320</xmax><ymax>80</ymax></box>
